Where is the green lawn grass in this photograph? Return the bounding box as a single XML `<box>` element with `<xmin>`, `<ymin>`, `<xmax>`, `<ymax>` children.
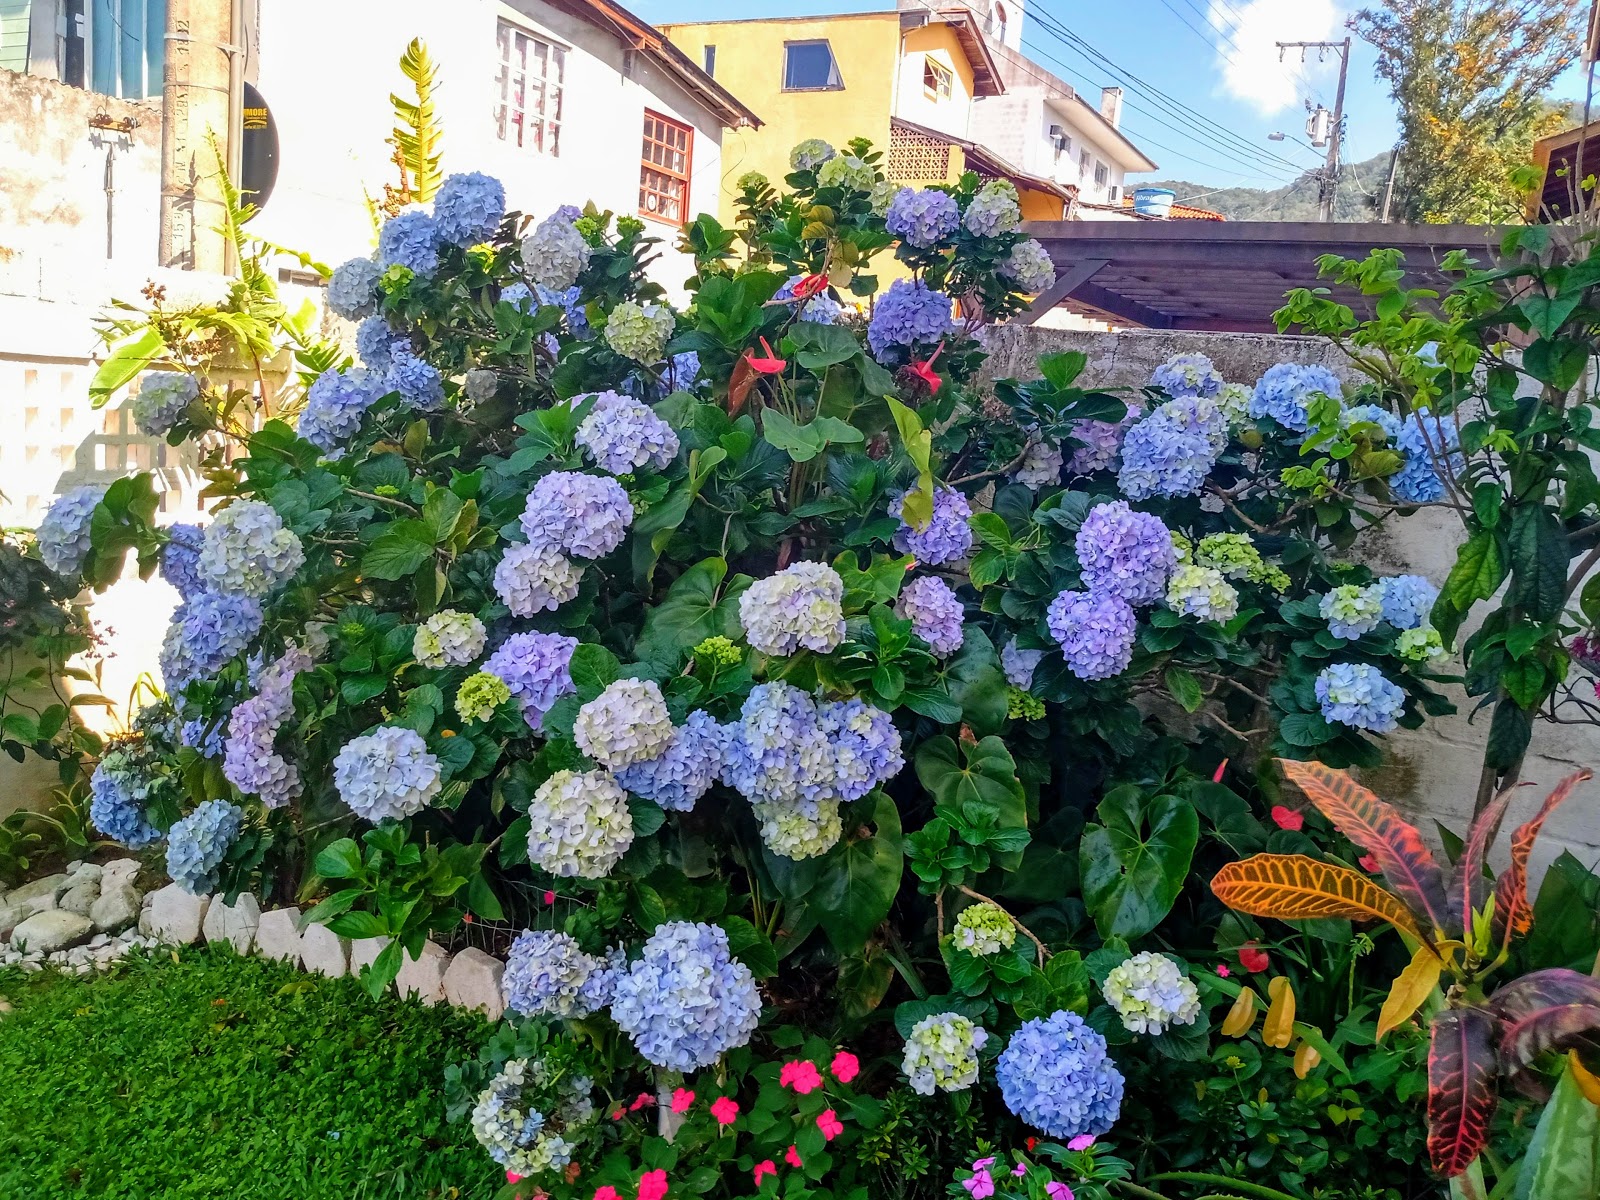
<box><xmin>0</xmin><ymin>946</ymin><xmax>500</xmax><ymax>1199</ymax></box>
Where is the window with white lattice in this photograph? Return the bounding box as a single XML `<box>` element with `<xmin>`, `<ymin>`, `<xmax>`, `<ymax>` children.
<box><xmin>495</xmin><ymin>20</ymin><xmax>565</xmax><ymax>156</ymax></box>
<box><xmin>640</xmin><ymin>111</ymin><xmax>693</xmax><ymax>227</ymax></box>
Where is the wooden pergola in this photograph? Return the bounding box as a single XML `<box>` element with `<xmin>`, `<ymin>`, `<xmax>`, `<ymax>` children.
<box><xmin>1016</xmin><ymin>220</ymin><xmax>1504</xmax><ymax>333</ymax></box>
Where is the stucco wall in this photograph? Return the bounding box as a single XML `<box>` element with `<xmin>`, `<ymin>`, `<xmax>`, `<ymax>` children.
<box><xmin>894</xmin><ymin>23</ymin><xmax>976</xmax><ymax>141</ymax></box>
<box><xmin>981</xmin><ymin>324</ymin><xmax>1600</xmax><ymax>881</ymax></box>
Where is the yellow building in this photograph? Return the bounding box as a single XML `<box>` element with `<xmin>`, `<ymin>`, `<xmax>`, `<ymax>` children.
<box><xmin>659</xmin><ymin>8</ymin><xmax>1072</xmax><ymax>227</ymax></box>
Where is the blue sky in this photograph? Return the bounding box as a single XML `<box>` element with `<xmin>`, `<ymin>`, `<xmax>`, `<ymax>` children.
<box><xmin>634</xmin><ymin>0</ymin><xmax>1592</xmax><ymax>198</ymax></box>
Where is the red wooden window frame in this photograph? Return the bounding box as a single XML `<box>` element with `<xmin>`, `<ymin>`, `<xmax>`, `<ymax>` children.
<box><xmin>639</xmin><ymin>110</ymin><xmax>693</xmax><ymax>227</ymax></box>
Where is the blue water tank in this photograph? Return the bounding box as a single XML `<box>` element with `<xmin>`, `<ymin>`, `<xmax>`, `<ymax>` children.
<box><xmin>1132</xmin><ymin>187</ymin><xmax>1177</xmax><ymax>218</ymax></box>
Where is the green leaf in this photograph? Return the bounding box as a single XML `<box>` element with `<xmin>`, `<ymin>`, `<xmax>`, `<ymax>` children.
<box><xmin>1165</xmin><ymin>667</ymin><xmax>1204</xmax><ymax>713</ymax></box>
<box><xmin>1278</xmin><ymin>712</ymin><xmax>1336</xmax><ymax>748</ymax></box>
<box><xmin>914</xmin><ymin>736</ymin><xmax>1028</xmax><ymax>870</ymax></box>
<box><xmin>90</xmin><ymin>326</ymin><xmax>167</xmax><ymax>406</ymax></box>
<box><xmin>1079</xmin><ymin>786</ymin><xmax>1199</xmax><ymax>940</ymax></box>
<box><xmin>568</xmin><ymin>643</ymin><xmax>622</xmax><ymax>699</ymax></box>
<box><xmin>1508</xmin><ymin>505</ymin><xmax>1568</xmax><ymax>622</ymax></box>
<box><xmin>884</xmin><ymin>396</ymin><xmax>934</xmax><ymax>529</ymax></box>
<box><xmin>465</xmin><ymin>872</ymin><xmax>505</xmax><ymax>922</ymax></box>
<box><xmin>1444</xmin><ymin>530</ymin><xmax>1506</xmax><ymax>608</ymax></box>
<box><xmin>811</xmin><ymin>793</ymin><xmax>904</xmax><ymax>954</ymax></box>
<box><xmin>360</xmin><ymin>520</ymin><xmax>435</xmax><ymax>580</ymax></box>
<box><xmin>634</xmin><ymin>557</ymin><xmax>747</xmax><ymax>671</ymax></box>
<box><xmin>1514</xmin><ymin>1062</ymin><xmax>1599</xmax><ymax>1200</ymax></box>
<box><xmin>939</xmin><ymin>627</ymin><xmax>1009</xmax><ymax>737</ymax></box>
<box><xmin>628</xmin><ymin>795</ymin><xmax>667</xmax><ymax>838</ymax></box>
<box><xmin>314</xmin><ymin>840</ymin><xmax>364</xmax><ymax>880</ymax></box>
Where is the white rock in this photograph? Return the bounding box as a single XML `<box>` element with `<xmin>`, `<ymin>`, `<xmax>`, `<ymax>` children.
<box><xmin>11</xmin><ymin>909</ymin><xmax>94</xmax><ymax>954</ymax></box>
<box><xmin>68</xmin><ymin>862</ymin><xmax>102</xmax><ymax>882</ymax></box>
<box><xmin>254</xmin><ymin>907</ymin><xmax>302</xmax><ymax>962</ymax></box>
<box><xmin>299</xmin><ymin>922</ymin><xmax>351</xmax><ymax>977</ymax></box>
<box><xmin>202</xmin><ymin>893</ymin><xmax>261</xmax><ymax>954</ymax></box>
<box><xmin>8</xmin><ymin>873</ymin><xmax>70</xmax><ymax>905</ymax></box>
<box><xmin>88</xmin><ymin>933</ymin><xmax>109</xmax><ymax>948</ymax></box>
<box><xmin>100</xmin><ymin>859</ymin><xmax>141</xmax><ymax>890</ymax></box>
<box><xmin>90</xmin><ymin>883</ymin><xmax>142</xmax><ymax>933</ymax></box>
<box><xmin>144</xmin><ymin>884</ymin><xmax>211</xmax><ymax>946</ymax></box>
<box><xmin>395</xmin><ymin>941</ymin><xmax>449</xmax><ymax>1005</ymax></box>
<box><xmin>442</xmin><ymin>947</ymin><xmax>506</xmax><ymax>1018</ymax></box>
<box><xmin>59</xmin><ymin>880</ymin><xmax>100</xmax><ymax>918</ymax></box>
<box><xmin>349</xmin><ymin>935</ymin><xmax>391</xmax><ymax>976</ymax></box>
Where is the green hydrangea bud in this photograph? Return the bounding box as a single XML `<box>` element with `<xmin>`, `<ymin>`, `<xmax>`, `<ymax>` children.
<box><xmin>952</xmin><ymin>901</ymin><xmax>1017</xmax><ymax>957</ymax></box>
<box><xmin>1397</xmin><ymin>625</ymin><xmax>1445</xmax><ymax>662</ymax></box>
<box><xmin>693</xmin><ymin>635</ymin><xmax>743</xmax><ymax>668</ymax></box>
<box><xmin>1007</xmin><ymin>687</ymin><xmax>1045</xmax><ymax>721</ymax></box>
<box><xmin>456</xmin><ymin>671</ymin><xmax>512</xmax><ymax>722</ymax></box>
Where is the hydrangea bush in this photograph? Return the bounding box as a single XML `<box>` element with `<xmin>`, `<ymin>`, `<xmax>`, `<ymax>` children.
<box><xmin>37</xmin><ymin>139</ymin><xmax>1484</xmax><ymax>1198</ymax></box>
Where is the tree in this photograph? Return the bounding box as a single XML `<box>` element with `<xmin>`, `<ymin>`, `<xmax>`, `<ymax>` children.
<box><xmin>1352</xmin><ymin>0</ymin><xmax>1583</xmax><ymax>223</ymax></box>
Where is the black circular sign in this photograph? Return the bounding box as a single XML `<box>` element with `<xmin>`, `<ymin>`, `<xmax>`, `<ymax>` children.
<box><xmin>241</xmin><ymin>83</ymin><xmax>279</xmax><ymax>211</ymax></box>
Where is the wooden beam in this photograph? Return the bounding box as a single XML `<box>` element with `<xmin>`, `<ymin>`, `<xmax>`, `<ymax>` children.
<box><xmin>1015</xmin><ymin>258</ymin><xmax>1109</xmax><ymax>326</ymax></box>
<box><xmin>1070</xmin><ymin>281</ymin><xmax>1174</xmax><ymax>329</ymax></box>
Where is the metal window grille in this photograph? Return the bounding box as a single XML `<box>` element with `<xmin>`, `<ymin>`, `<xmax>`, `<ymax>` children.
<box><xmin>495</xmin><ymin>20</ymin><xmax>565</xmax><ymax>156</ymax></box>
<box><xmin>639</xmin><ymin>110</ymin><xmax>692</xmax><ymax>226</ymax></box>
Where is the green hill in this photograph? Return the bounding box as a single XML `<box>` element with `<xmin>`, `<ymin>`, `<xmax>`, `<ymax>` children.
<box><xmin>1135</xmin><ymin>151</ymin><xmax>1394</xmax><ymax>222</ymax></box>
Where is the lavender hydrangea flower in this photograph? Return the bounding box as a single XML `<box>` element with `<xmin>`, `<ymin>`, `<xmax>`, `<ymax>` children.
<box><xmin>89</xmin><ymin>748</ymin><xmax>163</xmax><ymax>847</ymax></box>
<box><xmin>166</xmin><ymin>799</ymin><xmax>245</xmax><ymax>895</ymax></box>
<box><xmin>197</xmin><ymin>500</ymin><xmax>303</xmax><ymax>598</ymax></box>
<box><xmin>160</xmin><ymin>523</ymin><xmax>206</xmax><ymax>600</ymax></box>
<box><xmin>867</xmin><ymin>278</ymin><xmax>953</xmax><ymax>362</ymax></box>
<box><xmin>1392</xmin><ymin>412</ymin><xmax>1464</xmax><ymax>504</ymax></box>
<box><xmin>1166</xmin><ymin>565</ymin><xmax>1239</xmax><ymax>623</ymax></box>
<box><xmin>891</xmin><ymin>486</ymin><xmax>973</xmax><ymax>565</ymax></box>
<box><xmin>1320</xmin><ymin>584</ymin><xmax>1384</xmax><ymax>640</ymax></box>
<box><xmin>1001</xmin><ymin>239</ymin><xmax>1057</xmax><ymax>292</ymax></box>
<box><xmin>377</xmin><ymin>210</ymin><xmax>441</xmax><ymax>277</ymax></box>
<box><xmin>1150</xmin><ymin>353</ymin><xmax>1223</xmax><ymax>399</ymax></box>
<box><xmin>1002</xmin><ymin>638</ymin><xmax>1044</xmax><ymax>689</ymax></box>
<box><xmin>573</xmin><ymin>678</ymin><xmax>675</xmax><ymax>770</ymax></box>
<box><xmin>902</xmin><ymin>1013</ymin><xmax>987</xmax><ymax>1094</ymax></box>
<box><xmin>1118</xmin><ymin>400</ymin><xmax>1223</xmax><ymax>499</ymax></box>
<box><xmin>775</xmin><ymin>275</ymin><xmax>845</xmax><ymax>324</ymax></box>
<box><xmin>964</xmin><ymin>180</ymin><xmax>1021</xmax><ymax>237</ymax></box>
<box><xmin>432</xmin><ymin>172</ymin><xmax>505</xmax><ymax>246</ymax></box>
<box><xmin>1047</xmin><ymin>589</ymin><xmax>1137</xmax><ymax>681</ymax></box>
<box><xmin>36</xmin><ymin>484</ymin><xmax>105</xmax><ymax>576</ymax></box>
<box><xmin>739</xmin><ymin>561</ymin><xmax>846</xmax><ymax>656</ymax></box>
<box><xmin>604</xmin><ymin>300</ymin><xmax>675</xmax><ymax>364</ymax></box>
<box><xmin>575</xmin><ymin>390</ymin><xmax>680</xmax><ymax>474</ymax></box>
<box><xmin>327</xmin><ymin>256</ymin><xmax>382</xmax><ymax>320</ymax></box>
<box><xmin>462</xmin><ymin>369</ymin><xmax>499</xmax><ymax>406</ymax></box>
<box><xmin>159</xmin><ymin>592</ymin><xmax>264</xmax><ymax>689</ymax></box>
<box><xmin>503</xmin><ymin>930</ymin><xmax>617</xmax><ymax>1019</ymax></box>
<box><xmin>1103</xmin><ymin>952</ymin><xmax>1201</xmax><ymax>1035</ymax></box>
<box><xmin>129</xmin><ymin>371</ymin><xmax>199</xmax><ymax>437</ymax></box>
<box><xmin>790</xmin><ymin>139</ymin><xmax>836</xmax><ymax>172</ymax></box>
<box><xmin>1013</xmin><ymin>440</ymin><xmax>1064</xmax><ymax>489</ymax></box>
<box><xmin>522</xmin><ymin>212</ymin><xmax>592</xmax><ymax>289</ymax></box>
<box><xmin>1378</xmin><ymin>574</ymin><xmax>1438</xmax><ymax>630</ymax></box>
<box><xmin>413</xmin><ymin>610</ymin><xmax>488</xmax><ymax>669</ymax></box>
<box><xmin>299</xmin><ymin>367</ymin><xmax>380</xmax><ymax>456</ymax></box>
<box><xmin>1316</xmin><ymin>662</ymin><xmax>1406</xmax><ymax>732</ymax></box>
<box><xmin>614</xmin><ymin>709</ymin><xmax>728</xmax><ymax>812</ymax></box>
<box><xmin>885</xmin><ymin>187</ymin><xmax>961</xmax><ymax>248</ymax></box>
<box><xmin>333</xmin><ymin>726</ymin><xmax>444</xmax><ymax>822</ymax></box>
<box><xmin>1250</xmin><ymin>363</ymin><xmax>1343</xmax><ymax>433</ymax></box>
<box><xmin>222</xmin><ymin>645</ymin><xmax>312</xmax><ymax>809</ymax></box>
<box><xmin>665</xmin><ymin>351</ymin><xmax>701</xmax><ymax>390</ymax></box>
<box><xmin>1066</xmin><ymin>413</ymin><xmax>1134</xmax><ymax>476</ymax></box>
<box><xmin>609</xmin><ymin>921</ymin><xmax>762</xmax><ymax>1071</ymax></box>
<box><xmin>818</xmin><ymin>697</ymin><xmax>905</xmax><ymax>801</ymax></box>
<box><xmin>1075</xmin><ymin>501</ymin><xmax>1175</xmax><ymax>606</ymax></box>
<box><xmin>484</xmin><ymin>632</ymin><xmax>577</xmax><ymax>730</ymax></box>
<box><xmin>895</xmin><ymin>575</ymin><xmax>965</xmax><ymax>657</ymax></box>
<box><xmin>386</xmin><ymin>346</ymin><xmax>445</xmax><ymax>413</ymax></box>
<box><xmin>723</xmin><ymin>682</ymin><xmax>838</xmax><ymax>810</ymax></box>
<box><xmin>356</xmin><ymin>316</ymin><xmax>403</xmax><ymax>371</ymax></box>
<box><xmin>519</xmin><ymin>472</ymin><xmax>634</xmax><ymax>560</ymax></box>
<box><xmin>494</xmin><ymin>542</ymin><xmax>584</xmax><ymax>616</ymax></box>
<box><xmin>997</xmin><ymin>1011</ymin><xmax>1125</xmax><ymax>1138</ymax></box>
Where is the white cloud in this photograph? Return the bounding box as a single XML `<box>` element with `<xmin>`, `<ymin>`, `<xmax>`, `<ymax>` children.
<box><xmin>1207</xmin><ymin>0</ymin><xmax>1341</xmax><ymax>116</ymax></box>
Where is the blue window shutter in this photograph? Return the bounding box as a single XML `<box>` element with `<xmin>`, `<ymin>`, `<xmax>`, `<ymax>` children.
<box><xmin>145</xmin><ymin>0</ymin><xmax>164</xmax><ymax>93</ymax></box>
<box><xmin>91</xmin><ymin>0</ymin><xmax>116</xmax><ymax>94</ymax></box>
<box><xmin>118</xmin><ymin>0</ymin><xmax>143</xmax><ymax>97</ymax></box>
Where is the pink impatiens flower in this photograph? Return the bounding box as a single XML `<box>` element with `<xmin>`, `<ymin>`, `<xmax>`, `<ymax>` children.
<box><xmin>506</xmin><ymin>1172</ymin><xmax>522</xmax><ymax>1184</ymax></box>
<box><xmin>816</xmin><ymin>1109</ymin><xmax>844</xmax><ymax>1141</ymax></box>
<box><xmin>637</xmin><ymin>1169</ymin><xmax>669</xmax><ymax>1200</ymax></box>
<box><xmin>753</xmin><ymin>1160</ymin><xmax>777</xmax><ymax>1186</ymax></box>
<box><xmin>785</xmin><ymin>1145</ymin><xmax>804</xmax><ymax>1168</ymax></box>
<box><xmin>779</xmin><ymin>1060</ymin><xmax>824</xmax><ymax>1094</ymax></box>
<box><xmin>710</xmin><ymin>1096</ymin><xmax>740</xmax><ymax>1126</ymax></box>
<box><xmin>543</xmin><ymin>890</ymin><xmax>556</xmax><ymax>905</ymax></box>
<box><xmin>593</xmin><ymin>1189</ymin><xmax>621</xmax><ymax>1200</ymax></box>
<box><xmin>671</xmin><ymin>1088</ymin><xmax>695</xmax><ymax>1114</ymax></box>
<box><xmin>1270</xmin><ymin>805</ymin><xmax>1304</xmax><ymax>831</ymax></box>
<box><xmin>1215</xmin><ymin>963</ymin><xmax>1230</xmax><ymax>978</ymax></box>
<box><xmin>629</xmin><ymin>1092</ymin><xmax>656</xmax><ymax>1111</ymax></box>
<box><xmin>1067</xmin><ymin>1134</ymin><xmax>1096</xmax><ymax>1151</ymax></box>
<box><xmin>830</xmin><ymin>1050</ymin><xmax>860</xmax><ymax>1083</ymax></box>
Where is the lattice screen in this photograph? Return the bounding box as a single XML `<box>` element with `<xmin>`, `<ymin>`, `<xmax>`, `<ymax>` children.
<box><xmin>887</xmin><ymin>127</ymin><xmax>953</xmax><ymax>185</ymax></box>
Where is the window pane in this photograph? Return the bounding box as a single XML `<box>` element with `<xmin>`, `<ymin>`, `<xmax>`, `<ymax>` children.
<box><xmin>784</xmin><ymin>41</ymin><xmax>837</xmax><ymax>90</ymax></box>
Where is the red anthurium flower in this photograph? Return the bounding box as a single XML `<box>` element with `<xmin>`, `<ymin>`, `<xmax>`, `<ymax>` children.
<box><xmin>1270</xmin><ymin>805</ymin><xmax>1305</xmax><ymax>831</ymax></box>
<box><xmin>1025</xmin><ymin>1137</ymin><xmax>1038</xmax><ymax>1152</ymax></box>
<box><xmin>1238</xmin><ymin>942</ymin><xmax>1270</xmax><ymax>973</ymax></box>
<box><xmin>745</xmin><ymin>337</ymin><xmax>787</xmax><ymax>375</ymax></box>
<box><xmin>1212</xmin><ymin>758</ymin><xmax>1229</xmax><ymax>783</ymax></box>
<box><xmin>908</xmin><ymin>341</ymin><xmax>946</xmax><ymax>393</ymax></box>
<box><xmin>792</xmin><ymin>273</ymin><xmax>829</xmax><ymax>300</ymax></box>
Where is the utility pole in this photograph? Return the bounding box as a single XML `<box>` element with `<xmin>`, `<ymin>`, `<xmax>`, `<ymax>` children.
<box><xmin>159</xmin><ymin>0</ymin><xmax>237</xmax><ymax>272</ymax></box>
<box><xmin>1379</xmin><ymin>147</ymin><xmax>1400</xmax><ymax>222</ymax></box>
<box><xmin>1278</xmin><ymin>37</ymin><xmax>1352</xmax><ymax>222</ymax></box>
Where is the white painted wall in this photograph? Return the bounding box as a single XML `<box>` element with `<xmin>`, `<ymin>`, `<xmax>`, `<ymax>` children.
<box><xmin>967</xmin><ymin>89</ymin><xmax>1131</xmax><ymax>205</ymax></box>
<box><xmin>891</xmin><ymin>41</ymin><xmax>974</xmax><ymax>140</ymax></box>
<box><xmin>253</xmin><ymin>0</ymin><xmax>731</xmax><ymax>294</ymax></box>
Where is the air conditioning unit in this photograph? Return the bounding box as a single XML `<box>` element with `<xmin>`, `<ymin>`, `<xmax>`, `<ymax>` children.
<box><xmin>1048</xmin><ymin>123</ymin><xmax>1070</xmax><ymax>152</ymax></box>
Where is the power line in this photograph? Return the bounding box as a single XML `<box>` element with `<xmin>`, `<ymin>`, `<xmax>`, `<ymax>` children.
<box><xmin>1202</xmin><ymin>0</ymin><xmax>1329</xmax><ymax>105</ymax></box>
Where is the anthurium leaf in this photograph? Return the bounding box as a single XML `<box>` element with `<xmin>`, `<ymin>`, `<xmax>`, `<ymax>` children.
<box><xmin>1079</xmin><ymin>786</ymin><xmax>1198</xmax><ymax>940</ymax></box>
<box><xmin>811</xmin><ymin>792</ymin><xmax>904</xmax><ymax>954</ymax></box>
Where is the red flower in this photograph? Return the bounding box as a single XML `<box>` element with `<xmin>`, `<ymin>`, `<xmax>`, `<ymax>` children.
<box><xmin>543</xmin><ymin>890</ymin><xmax>556</xmax><ymax>905</ymax></box>
<box><xmin>907</xmin><ymin>341</ymin><xmax>946</xmax><ymax>393</ymax></box>
<box><xmin>1270</xmin><ymin>805</ymin><xmax>1304</xmax><ymax>831</ymax></box>
<box><xmin>786</xmin><ymin>1145</ymin><xmax>804</xmax><ymax>1168</ymax></box>
<box><xmin>1238</xmin><ymin>942</ymin><xmax>1270</xmax><ymax>973</ymax></box>
<box><xmin>507</xmin><ymin>1172</ymin><xmax>522</xmax><ymax>1184</ymax></box>
<box><xmin>779</xmin><ymin>1060</ymin><xmax>824</xmax><ymax>1094</ymax></box>
<box><xmin>1212</xmin><ymin>758</ymin><xmax>1229</xmax><ymax>783</ymax></box>
<box><xmin>629</xmin><ymin>1092</ymin><xmax>656</xmax><ymax>1112</ymax></box>
<box><xmin>791</xmin><ymin>273</ymin><xmax>829</xmax><ymax>300</ymax></box>
<box><xmin>710</xmin><ymin>1096</ymin><xmax>740</xmax><ymax>1125</ymax></box>
<box><xmin>753</xmin><ymin>1161</ymin><xmax>777</xmax><ymax>1186</ymax></box>
<box><xmin>1025</xmin><ymin>1137</ymin><xmax>1038</xmax><ymax>1152</ymax></box>
<box><xmin>817</xmin><ymin>1109</ymin><xmax>844</xmax><ymax>1141</ymax></box>
<box><xmin>671</xmin><ymin>1087</ymin><xmax>695</xmax><ymax>1114</ymax></box>
<box><xmin>830</xmin><ymin>1050</ymin><xmax>860</xmax><ymax>1083</ymax></box>
<box><xmin>594</xmin><ymin>1189</ymin><xmax>621</xmax><ymax>1200</ymax></box>
<box><xmin>1215</xmin><ymin>963</ymin><xmax>1230</xmax><ymax>978</ymax></box>
<box><xmin>462</xmin><ymin>913</ymin><xmax>474</xmax><ymax>924</ymax></box>
<box><xmin>745</xmin><ymin>337</ymin><xmax>787</xmax><ymax>375</ymax></box>
<box><xmin>1359</xmin><ymin>854</ymin><xmax>1380</xmax><ymax>873</ymax></box>
<box><xmin>637</xmin><ymin>1169</ymin><xmax>669</xmax><ymax>1200</ymax></box>
<box><xmin>610</xmin><ymin>1108</ymin><xmax>624</xmax><ymax>1121</ymax></box>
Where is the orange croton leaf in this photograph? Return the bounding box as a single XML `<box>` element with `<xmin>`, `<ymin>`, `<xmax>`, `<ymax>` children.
<box><xmin>1211</xmin><ymin>853</ymin><xmax>1430</xmax><ymax>946</ymax></box>
<box><xmin>1377</xmin><ymin>944</ymin><xmax>1444</xmax><ymax>1042</ymax></box>
<box><xmin>1493</xmin><ymin>769</ymin><xmax>1593</xmax><ymax>950</ymax></box>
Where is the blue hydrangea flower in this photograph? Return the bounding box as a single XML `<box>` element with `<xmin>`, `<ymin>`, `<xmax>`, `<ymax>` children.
<box><xmin>615</xmin><ymin>709</ymin><xmax>729</xmax><ymax>812</ymax></box>
<box><xmin>892</xmin><ymin>486</ymin><xmax>973</xmax><ymax>565</ymax></box>
<box><xmin>867</xmin><ymin>279</ymin><xmax>954</xmax><ymax>363</ymax></box>
<box><xmin>89</xmin><ymin>747</ymin><xmax>163</xmax><ymax>847</ymax></box>
<box><xmin>432</xmin><ymin>172</ymin><xmax>505</xmax><ymax>246</ymax></box>
<box><xmin>159</xmin><ymin>523</ymin><xmax>206</xmax><ymax>600</ymax></box>
<box><xmin>1392</xmin><ymin>412</ymin><xmax>1464</xmax><ymax>504</ymax></box>
<box><xmin>739</xmin><ymin>561</ymin><xmax>846</xmax><ymax>656</ymax></box>
<box><xmin>299</xmin><ymin>368</ymin><xmax>381</xmax><ymax>456</ymax></box>
<box><xmin>575</xmin><ymin>390</ymin><xmax>680</xmax><ymax>474</ymax></box>
<box><xmin>36</xmin><ymin>485</ymin><xmax>105</xmax><ymax>576</ymax></box>
<box><xmin>483</xmin><ymin>631</ymin><xmax>577</xmax><ymax>730</ymax></box>
<box><xmin>198</xmin><ymin>499</ymin><xmax>304</xmax><ymax>598</ymax></box>
<box><xmin>1249</xmin><ymin>363</ymin><xmax>1343</xmax><ymax>433</ymax></box>
<box><xmin>818</xmin><ymin>697</ymin><xmax>905</xmax><ymax>801</ymax></box>
<box><xmin>1048</xmin><ymin>589</ymin><xmax>1137</xmax><ymax>681</ymax></box>
<box><xmin>1076</xmin><ymin>501</ymin><xmax>1176</xmax><ymax>606</ymax></box>
<box><xmin>609</xmin><ymin>921</ymin><xmax>762</xmax><ymax>1071</ymax></box>
<box><xmin>1378</xmin><ymin>574</ymin><xmax>1438</xmax><ymax>630</ymax></box>
<box><xmin>378</xmin><ymin>210</ymin><xmax>441</xmax><ymax>277</ymax></box>
<box><xmin>1342</xmin><ymin>403</ymin><xmax>1403</xmax><ymax>441</ymax></box>
<box><xmin>1150</xmin><ymin>353</ymin><xmax>1223</xmax><ymax>399</ymax></box>
<box><xmin>1001</xmin><ymin>238</ymin><xmax>1056</xmax><ymax>292</ymax></box>
<box><xmin>159</xmin><ymin>591</ymin><xmax>264</xmax><ymax>690</ymax></box>
<box><xmin>885</xmin><ymin>187</ymin><xmax>961</xmax><ymax>248</ymax></box>
<box><xmin>501</xmin><ymin>282</ymin><xmax>534</xmax><ymax>310</ymax></box>
<box><xmin>1067</xmin><ymin>414</ymin><xmax>1134</xmax><ymax>476</ymax></box>
<box><xmin>333</xmin><ymin>726</ymin><xmax>443</xmax><ymax>822</ymax></box>
<box><xmin>895</xmin><ymin>575</ymin><xmax>965</xmax><ymax>657</ymax></box>
<box><xmin>494</xmin><ymin>542</ymin><xmax>583</xmax><ymax>616</ymax></box>
<box><xmin>1118</xmin><ymin>399</ymin><xmax>1223</xmax><ymax>499</ymax></box>
<box><xmin>1320</xmin><ymin>583</ymin><xmax>1384</xmax><ymax>640</ymax></box>
<box><xmin>386</xmin><ymin>346</ymin><xmax>445</xmax><ymax>413</ymax></box>
<box><xmin>534</xmin><ymin>283</ymin><xmax>591</xmax><ymax>339</ymax></box>
<box><xmin>527</xmin><ymin>769</ymin><xmax>634</xmax><ymax>877</ymax></box>
<box><xmin>997</xmin><ymin>1011</ymin><xmax>1125</xmax><ymax>1139</ymax></box>
<box><xmin>522</xmin><ymin>213</ymin><xmax>591</xmax><ymax>289</ymax></box>
<box><xmin>327</xmin><ymin>256</ymin><xmax>382</xmax><ymax>320</ymax></box>
<box><xmin>1316</xmin><ymin>662</ymin><xmax>1406</xmax><ymax>732</ymax></box>
<box><xmin>469</xmin><ymin>1058</ymin><xmax>594</xmax><ymax>1179</ymax></box>
<box><xmin>503</xmin><ymin>930</ymin><xmax>617</xmax><ymax>1019</ymax></box>
<box><xmin>181</xmin><ymin>717</ymin><xmax>224</xmax><ymax>759</ymax></box>
<box><xmin>129</xmin><ymin>371</ymin><xmax>199</xmax><ymax>437</ymax></box>
<box><xmin>964</xmin><ymin>179</ymin><xmax>1021</xmax><ymax>237</ymax></box>
<box><xmin>356</xmin><ymin>316</ymin><xmax>403</xmax><ymax>371</ymax></box>
<box><xmin>723</xmin><ymin>682</ymin><xmax>839</xmax><ymax>811</ymax></box>
<box><xmin>222</xmin><ymin>646</ymin><xmax>313</xmax><ymax>809</ymax></box>
<box><xmin>665</xmin><ymin>350</ymin><xmax>700</xmax><ymax>390</ymax></box>
<box><xmin>519</xmin><ymin>472</ymin><xmax>634</xmax><ymax>560</ymax></box>
<box><xmin>774</xmin><ymin>275</ymin><xmax>845</xmax><ymax>324</ymax></box>
<box><xmin>1002</xmin><ymin>638</ymin><xmax>1043</xmax><ymax>689</ymax></box>
<box><xmin>166</xmin><ymin>799</ymin><xmax>245</xmax><ymax>895</ymax></box>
